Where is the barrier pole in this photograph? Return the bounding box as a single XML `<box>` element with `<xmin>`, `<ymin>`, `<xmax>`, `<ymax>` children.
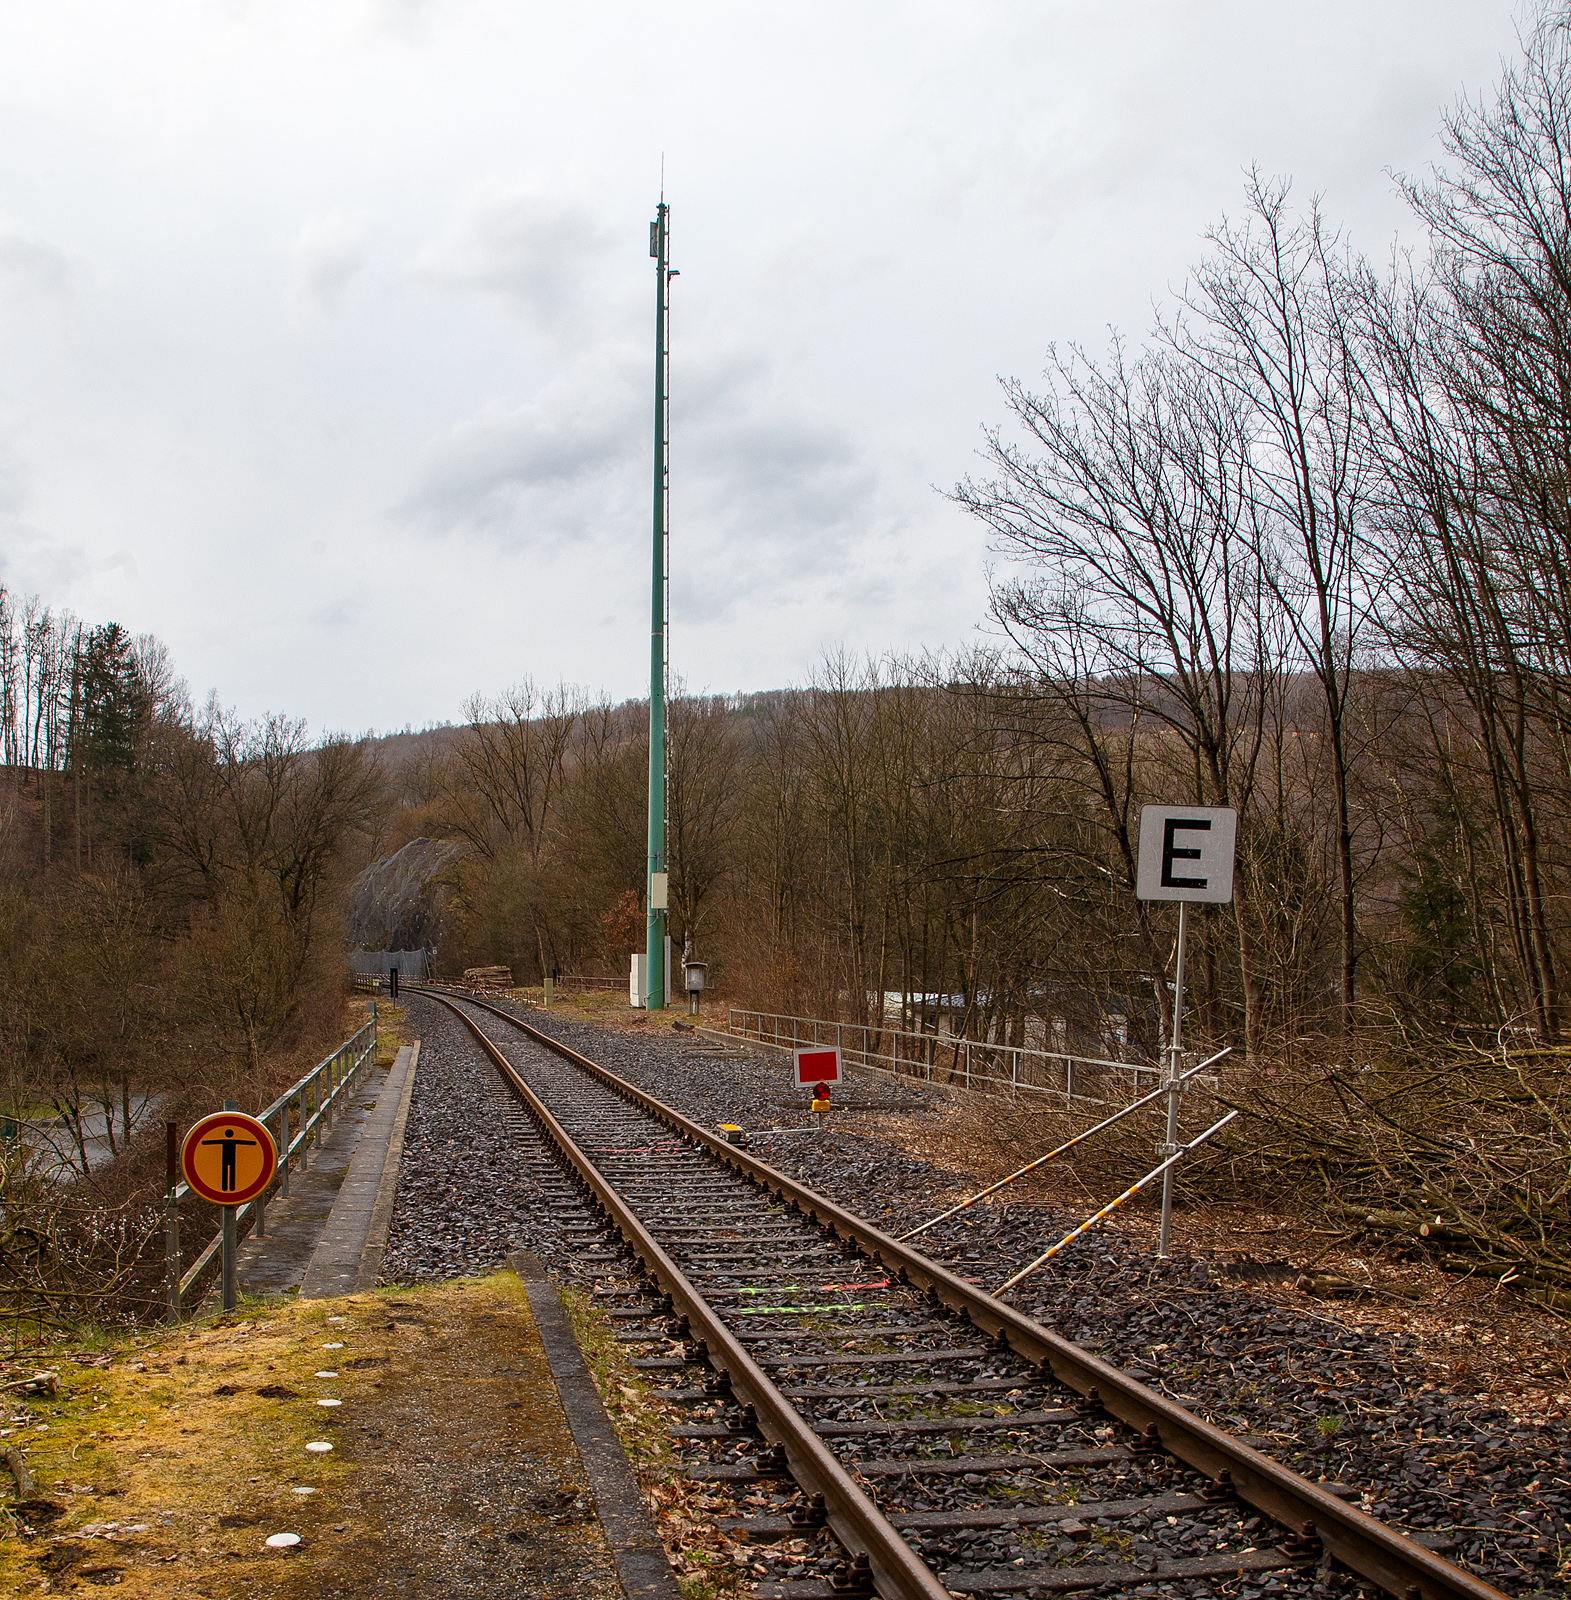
<box><xmin>899</xmin><ymin>1049</ymin><xmax>1230</xmax><ymax>1241</ymax></box>
<box><xmin>996</xmin><ymin>1109</ymin><xmax>1239</xmax><ymax>1297</ymax></box>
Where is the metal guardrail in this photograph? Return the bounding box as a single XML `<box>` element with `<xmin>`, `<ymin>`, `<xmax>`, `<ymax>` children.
<box><xmin>163</xmin><ymin>1013</ymin><xmax>379</xmax><ymax>1319</ymax></box>
<box><xmin>725</xmin><ymin>1007</ymin><xmax>1179</xmax><ymax>1105</ymax></box>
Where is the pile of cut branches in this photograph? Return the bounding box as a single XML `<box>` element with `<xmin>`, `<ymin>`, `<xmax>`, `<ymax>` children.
<box><xmin>1194</xmin><ymin>1039</ymin><xmax>1571</xmax><ymax>1308</ymax></box>
<box><xmin>0</xmin><ymin>1139</ymin><xmax>163</xmax><ymax>1337</ymax></box>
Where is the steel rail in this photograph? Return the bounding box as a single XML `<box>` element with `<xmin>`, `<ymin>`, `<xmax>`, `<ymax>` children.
<box><xmin>429</xmin><ymin>992</ymin><xmax>948</xmax><ymax>1600</ymax></box>
<box><xmin>432</xmin><ymin>989</ymin><xmax>1507</xmax><ymax>1600</ymax></box>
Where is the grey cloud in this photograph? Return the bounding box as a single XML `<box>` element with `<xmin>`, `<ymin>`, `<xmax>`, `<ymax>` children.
<box><xmin>671</xmin><ymin>408</ymin><xmax>884</xmax><ymax>625</ymax></box>
<box><xmin>397</xmin><ymin>340</ymin><xmax>882</xmax><ymax>594</ymax></box>
<box><xmin>415</xmin><ymin>191</ymin><xmax>617</xmax><ymax>329</ymax></box>
<box><xmin>695</xmin><ymin>414</ymin><xmax>876</xmax><ymax>542</ymax></box>
<box><xmin>0</xmin><ymin>227</ymin><xmax>69</xmax><ymax>294</ymax></box>
<box><xmin>291</xmin><ymin>212</ymin><xmax>369</xmax><ymax>311</ymax></box>
<box><xmin>399</xmin><ymin>354</ymin><xmax>645</xmax><ymax>534</ymax></box>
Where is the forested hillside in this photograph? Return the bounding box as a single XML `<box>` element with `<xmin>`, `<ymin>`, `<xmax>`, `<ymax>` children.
<box><xmin>0</xmin><ymin>595</ymin><xmax>384</xmax><ymax>1165</ymax></box>
<box><xmin>378</xmin><ymin>26</ymin><xmax>1571</xmax><ymax>1068</ymax></box>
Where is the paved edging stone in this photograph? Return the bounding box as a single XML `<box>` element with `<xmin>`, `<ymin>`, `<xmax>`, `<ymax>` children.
<box><xmin>299</xmin><ymin>1041</ymin><xmax>418</xmax><ymax>1299</ymax></box>
<box><xmin>356</xmin><ymin>1038</ymin><xmax>421</xmax><ymax>1289</ymax></box>
<box><xmin>510</xmin><ymin>1249</ymin><xmax>682</xmax><ymax>1600</ymax></box>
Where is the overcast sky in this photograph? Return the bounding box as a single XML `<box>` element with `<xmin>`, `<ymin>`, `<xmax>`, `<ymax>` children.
<box><xmin>0</xmin><ymin>0</ymin><xmax>1528</xmax><ymax>734</ymax></box>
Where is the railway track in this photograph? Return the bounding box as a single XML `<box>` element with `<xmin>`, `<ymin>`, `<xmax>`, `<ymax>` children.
<box><xmin>417</xmin><ymin>988</ymin><xmax>1505</xmax><ymax>1600</ymax></box>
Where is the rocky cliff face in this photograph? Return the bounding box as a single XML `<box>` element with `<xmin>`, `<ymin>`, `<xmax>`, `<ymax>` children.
<box><xmin>347</xmin><ymin>837</ymin><xmax>463</xmax><ymax>952</ymax></box>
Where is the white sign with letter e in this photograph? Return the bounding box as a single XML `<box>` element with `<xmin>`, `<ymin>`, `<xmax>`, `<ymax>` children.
<box><xmin>1136</xmin><ymin>805</ymin><xmax>1237</xmax><ymax>904</ymax></box>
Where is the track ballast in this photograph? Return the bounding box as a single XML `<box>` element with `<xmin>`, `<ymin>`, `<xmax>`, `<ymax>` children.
<box><xmin>394</xmin><ymin>988</ymin><xmax>1507</xmax><ymax>1600</ymax></box>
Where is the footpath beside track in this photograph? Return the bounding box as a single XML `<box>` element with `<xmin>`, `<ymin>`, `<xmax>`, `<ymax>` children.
<box><xmin>422</xmin><ymin>987</ymin><xmax>1507</xmax><ymax>1600</ymax></box>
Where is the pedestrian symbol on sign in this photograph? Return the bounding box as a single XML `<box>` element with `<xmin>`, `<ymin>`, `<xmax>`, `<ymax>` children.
<box><xmin>201</xmin><ymin>1126</ymin><xmax>259</xmax><ymax>1193</ymax></box>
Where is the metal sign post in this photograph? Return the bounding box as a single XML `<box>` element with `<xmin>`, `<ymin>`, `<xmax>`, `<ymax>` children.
<box><xmin>1135</xmin><ymin>804</ymin><xmax>1238</xmax><ymax>1258</ymax></box>
<box><xmin>165</xmin><ymin>1120</ymin><xmax>179</xmax><ymax>1323</ymax></box>
<box><xmin>1160</xmin><ymin>902</ymin><xmax>1189</xmax><ymax>1257</ymax></box>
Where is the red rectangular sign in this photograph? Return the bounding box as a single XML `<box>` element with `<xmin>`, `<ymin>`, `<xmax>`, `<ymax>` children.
<box><xmin>794</xmin><ymin>1045</ymin><xmax>841</xmax><ymax>1087</ymax></box>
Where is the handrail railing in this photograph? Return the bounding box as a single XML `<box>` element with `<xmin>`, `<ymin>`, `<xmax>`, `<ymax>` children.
<box><xmin>164</xmin><ymin>1012</ymin><xmax>379</xmax><ymax>1319</ymax></box>
<box><xmin>724</xmin><ymin>1007</ymin><xmax>1212</xmax><ymax>1107</ymax></box>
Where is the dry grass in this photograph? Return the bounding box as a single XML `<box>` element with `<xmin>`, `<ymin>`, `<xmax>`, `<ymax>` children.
<box><xmin>364</xmin><ymin>998</ymin><xmax>407</xmax><ymax>1067</ymax></box>
<box><xmin>0</xmin><ymin>1274</ymin><xmax>621</xmax><ymax>1598</ymax></box>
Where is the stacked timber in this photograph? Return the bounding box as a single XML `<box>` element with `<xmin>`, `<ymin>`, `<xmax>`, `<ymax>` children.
<box><xmin>1328</xmin><ymin>1199</ymin><xmax>1571</xmax><ymax>1310</ymax></box>
<box><xmin>462</xmin><ymin>965</ymin><xmax>513</xmax><ymax>989</ymax></box>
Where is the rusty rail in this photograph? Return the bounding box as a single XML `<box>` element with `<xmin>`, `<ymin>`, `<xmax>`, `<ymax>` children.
<box><xmin>429</xmin><ymin>992</ymin><xmax>947</xmax><ymax>1600</ymax></box>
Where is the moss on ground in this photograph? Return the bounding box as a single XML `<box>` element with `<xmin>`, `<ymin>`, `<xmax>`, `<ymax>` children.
<box><xmin>0</xmin><ymin>1274</ymin><xmax>621</xmax><ymax>1598</ymax></box>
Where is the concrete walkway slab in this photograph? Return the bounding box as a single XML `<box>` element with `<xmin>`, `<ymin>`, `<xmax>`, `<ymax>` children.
<box><xmin>231</xmin><ymin>1042</ymin><xmax>415</xmax><ymax>1299</ymax></box>
<box><xmin>299</xmin><ymin>1040</ymin><xmax>420</xmax><ymax>1299</ymax></box>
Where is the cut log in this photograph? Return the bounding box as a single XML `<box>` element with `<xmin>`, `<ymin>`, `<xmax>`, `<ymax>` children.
<box><xmin>3</xmin><ymin>1444</ymin><xmax>33</xmax><ymax>1499</ymax></box>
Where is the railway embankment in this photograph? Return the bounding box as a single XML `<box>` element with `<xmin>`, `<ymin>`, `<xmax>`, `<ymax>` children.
<box><xmin>383</xmin><ymin>992</ymin><xmax>1571</xmax><ymax>1595</ymax></box>
<box><xmin>7</xmin><ymin>991</ymin><xmax>1565</xmax><ymax>1598</ymax></box>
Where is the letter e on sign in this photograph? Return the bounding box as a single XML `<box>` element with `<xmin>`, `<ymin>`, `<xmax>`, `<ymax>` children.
<box><xmin>1136</xmin><ymin>805</ymin><xmax>1238</xmax><ymax>904</ymax></box>
<box><xmin>794</xmin><ymin>1046</ymin><xmax>841</xmax><ymax>1088</ymax></box>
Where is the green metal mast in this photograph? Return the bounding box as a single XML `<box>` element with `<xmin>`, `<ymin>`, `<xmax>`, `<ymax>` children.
<box><xmin>645</xmin><ymin>200</ymin><xmax>670</xmax><ymax>1009</ymax></box>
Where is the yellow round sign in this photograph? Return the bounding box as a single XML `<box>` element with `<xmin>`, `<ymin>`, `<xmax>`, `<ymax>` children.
<box><xmin>181</xmin><ymin>1112</ymin><xmax>277</xmax><ymax>1206</ymax></box>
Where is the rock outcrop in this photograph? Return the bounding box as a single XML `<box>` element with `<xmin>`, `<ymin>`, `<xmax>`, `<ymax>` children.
<box><xmin>347</xmin><ymin>837</ymin><xmax>463</xmax><ymax>953</ymax></box>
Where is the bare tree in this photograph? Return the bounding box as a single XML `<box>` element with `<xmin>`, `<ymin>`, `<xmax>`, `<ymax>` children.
<box><xmin>1175</xmin><ymin>175</ymin><xmax>1380</xmax><ymax>1036</ymax></box>
<box><xmin>666</xmin><ymin>693</ymin><xmax>743</xmax><ymax>957</ymax></box>
<box><xmin>959</xmin><ymin>339</ymin><xmax>1281</xmax><ymax>1054</ymax></box>
<box><xmin>1352</xmin><ymin>14</ymin><xmax>1571</xmax><ymax>1040</ymax></box>
<box><xmin>442</xmin><ymin>681</ymin><xmax>583</xmax><ymax>865</ymax></box>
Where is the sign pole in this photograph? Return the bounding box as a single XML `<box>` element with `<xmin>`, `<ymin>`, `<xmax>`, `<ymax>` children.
<box><xmin>1134</xmin><ymin>803</ymin><xmax>1238</xmax><ymax>1262</ymax></box>
<box><xmin>165</xmin><ymin>1120</ymin><xmax>179</xmax><ymax>1324</ymax></box>
<box><xmin>180</xmin><ymin>1101</ymin><xmax>276</xmax><ymax>1315</ymax></box>
<box><xmin>220</xmin><ymin>1099</ymin><xmax>238</xmax><ymax>1311</ymax></box>
<box><xmin>1157</xmin><ymin>900</ymin><xmax>1188</xmax><ymax>1259</ymax></box>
